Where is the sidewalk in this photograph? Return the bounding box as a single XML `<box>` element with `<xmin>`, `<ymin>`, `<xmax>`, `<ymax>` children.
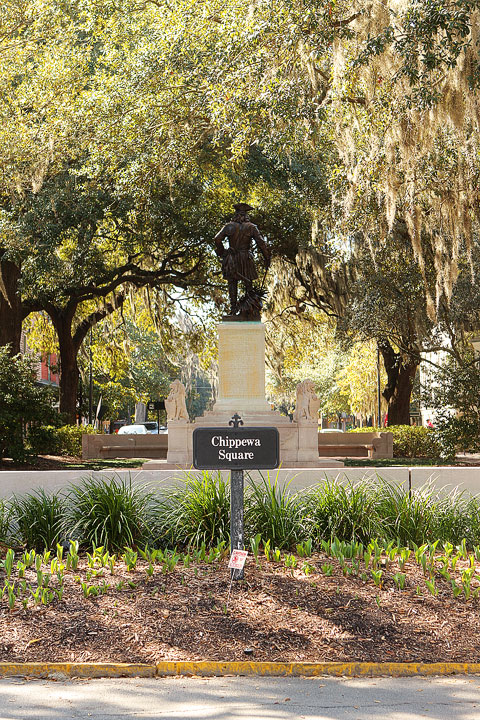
<box><xmin>2</xmin><ymin>675</ymin><xmax>480</xmax><ymax>719</ymax></box>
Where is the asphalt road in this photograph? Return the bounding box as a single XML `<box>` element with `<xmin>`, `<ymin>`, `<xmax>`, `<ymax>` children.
<box><xmin>1</xmin><ymin>675</ymin><xmax>480</xmax><ymax>719</ymax></box>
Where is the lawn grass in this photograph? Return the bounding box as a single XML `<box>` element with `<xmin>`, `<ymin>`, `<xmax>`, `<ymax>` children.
<box><xmin>343</xmin><ymin>457</ymin><xmax>456</xmax><ymax>467</ymax></box>
<box><xmin>61</xmin><ymin>458</ymin><xmax>147</xmax><ymax>470</ymax></box>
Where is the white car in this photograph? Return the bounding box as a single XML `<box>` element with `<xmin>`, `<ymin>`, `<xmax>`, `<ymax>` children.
<box><xmin>142</xmin><ymin>422</ymin><xmax>158</xmax><ymax>434</ymax></box>
<box><xmin>117</xmin><ymin>424</ymin><xmax>148</xmax><ymax>435</ymax></box>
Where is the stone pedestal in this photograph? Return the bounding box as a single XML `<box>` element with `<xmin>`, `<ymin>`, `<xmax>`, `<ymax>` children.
<box><xmin>213</xmin><ymin>322</ymin><xmax>271</xmax><ymax>415</ymax></box>
<box><xmin>166</xmin><ymin>421</ymin><xmax>192</xmax><ymax>464</ymax></box>
<box><xmin>297</xmin><ymin>423</ymin><xmax>321</xmax><ymax>463</ymax></box>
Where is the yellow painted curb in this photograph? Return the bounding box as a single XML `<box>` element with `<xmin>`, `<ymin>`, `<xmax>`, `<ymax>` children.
<box><xmin>1</xmin><ymin>661</ymin><xmax>480</xmax><ymax>679</ymax></box>
<box><xmin>155</xmin><ymin>661</ymin><xmax>480</xmax><ymax>678</ymax></box>
<box><xmin>0</xmin><ymin>663</ymin><xmax>156</xmax><ymax>678</ymax></box>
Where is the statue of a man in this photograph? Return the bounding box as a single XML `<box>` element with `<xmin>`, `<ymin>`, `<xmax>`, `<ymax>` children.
<box><xmin>214</xmin><ymin>203</ymin><xmax>271</xmax><ymax>320</ymax></box>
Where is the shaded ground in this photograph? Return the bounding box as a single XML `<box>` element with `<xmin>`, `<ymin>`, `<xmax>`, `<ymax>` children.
<box><xmin>1</xmin><ymin>454</ymin><xmax>478</xmax><ymax>471</ymax></box>
<box><xmin>1</xmin><ymin>553</ymin><xmax>480</xmax><ymax>664</ymax></box>
<box><xmin>0</xmin><ymin>456</ymin><xmax>145</xmax><ymax>471</ymax></box>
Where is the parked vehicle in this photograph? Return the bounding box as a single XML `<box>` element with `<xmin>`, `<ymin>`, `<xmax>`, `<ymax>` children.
<box><xmin>117</xmin><ymin>424</ymin><xmax>148</xmax><ymax>434</ymax></box>
<box><xmin>142</xmin><ymin>422</ymin><xmax>158</xmax><ymax>434</ymax></box>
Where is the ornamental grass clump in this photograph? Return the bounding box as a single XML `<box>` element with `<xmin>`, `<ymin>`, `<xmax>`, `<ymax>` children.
<box><xmin>245</xmin><ymin>473</ymin><xmax>309</xmax><ymax>549</ymax></box>
<box><xmin>307</xmin><ymin>479</ymin><xmax>381</xmax><ymax>545</ymax></box>
<box><xmin>154</xmin><ymin>470</ymin><xmax>230</xmax><ymax>548</ymax></box>
<box><xmin>0</xmin><ymin>498</ymin><xmax>13</xmax><ymax>544</ymax></box>
<box><xmin>11</xmin><ymin>489</ymin><xmax>65</xmax><ymax>551</ymax></box>
<box><xmin>373</xmin><ymin>481</ymin><xmax>474</xmax><ymax>547</ymax></box>
<box><xmin>64</xmin><ymin>475</ymin><xmax>153</xmax><ymax>551</ymax></box>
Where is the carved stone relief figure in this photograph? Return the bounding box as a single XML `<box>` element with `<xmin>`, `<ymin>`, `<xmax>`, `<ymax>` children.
<box><xmin>165</xmin><ymin>380</ymin><xmax>189</xmax><ymax>422</ymax></box>
<box><xmin>293</xmin><ymin>379</ymin><xmax>320</xmax><ymax>423</ymax></box>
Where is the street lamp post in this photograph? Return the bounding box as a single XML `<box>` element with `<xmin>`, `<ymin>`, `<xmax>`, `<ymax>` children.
<box><xmin>377</xmin><ymin>345</ymin><xmax>382</xmax><ymax>427</ymax></box>
<box><xmin>88</xmin><ymin>327</ymin><xmax>93</xmax><ymax>425</ymax></box>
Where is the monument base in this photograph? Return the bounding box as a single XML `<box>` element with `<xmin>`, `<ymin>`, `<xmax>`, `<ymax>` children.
<box><xmin>165</xmin><ymin>416</ymin><xmax>343</xmax><ymax>468</ymax></box>
<box><xmin>163</xmin><ymin>320</ymin><xmax>344</xmax><ymax>468</ymax></box>
<box><xmin>143</xmin><ymin>457</ymin><xmax>344</xmax><ymax>470</ymax></box>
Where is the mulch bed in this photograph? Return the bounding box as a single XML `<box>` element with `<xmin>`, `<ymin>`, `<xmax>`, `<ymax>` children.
<box><xmin>1</xmin><ymin>553</ymin><xmax>479</xmax><ymax>664</ymax></box>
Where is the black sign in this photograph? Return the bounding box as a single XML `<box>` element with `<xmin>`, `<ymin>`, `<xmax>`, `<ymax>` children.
<box><xmin>147</xmin><ymin>400</ymin><xmax>165</xmax><ymax>411</ymax></box>
<box><xmin>193</xmin><ymin>427</ymin><xmax>279</xmax><ymax>470</ymax></box>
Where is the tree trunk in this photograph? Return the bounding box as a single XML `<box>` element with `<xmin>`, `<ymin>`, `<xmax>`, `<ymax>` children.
<box><xmin>380</xmin><ymin>341</ymin><xmax>418</xmax><ymax>426</ymax></box>
<box><xmin>53</xmin><ymin>311</ymin><xmax>79</xmax><ymax>423</ymax></box>
<box><xmin>0</xmin><ymin>256</ymin><xmax>22</xmax><ymax>355</ymax></box>
<box><xmin>51</xmin><ymin>298</ymin><xmax>124</xmax><ymax>423</ymax></box>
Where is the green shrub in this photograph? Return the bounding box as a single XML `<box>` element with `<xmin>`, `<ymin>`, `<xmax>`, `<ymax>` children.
<box><xmin>28</xmin><ymin>424</ymin><xmax>96</xmax><ymax>457</ymax></box>
<box><xmin>65</xmin><ymin>475</ymin><xmax>153</xmax><ymax>550</ymax></box>
<box><xmin>433</xmin><ymin>415</ymin><xmax>480</xmax><ymax>461</ymax></box>
<box><xmin>28</xmin><ymin>425</ymin><xmax>60</xmax><ymax>455</ymax></box>
<box><xmin>349</xmin><ymin>425</ymin><xmax>441</xmax><ymax>458</ymax></box>
<box><xmin>0</xmin><ymin>347</ymin><xmax>56</xmax><ymax>462</ymax></box>
<box><xmin>56</xmin><ymin>424</ymin><xmax>96</xmax><ymax>456</ymax></box>
<box><xmin>390</xmin><ymin>426</ymin><xmax>441</xmax><ymax>458</ymax></box>
<box><xmin>11</xmin><ymin>489</ymin><xmax>65</xmax><ymax>550</ymax></box>
<box><xmin>155</xmin><ymin>470</ymin><xmax>230</xmax><ymax>548</ymax></box>
<box><xmin>245</xmin><ymin>473</ymin><xmax>308</xmax><ymax>549</ymax></box>
<box><xmin>307</xmin><ymin>479</ymin><xmax>381</xmax><ymax>544</ymax></box>
<box><xmin>422</xmin><ymin>354</ymin><xmax>480</xmax><ymax>460</ymax></box>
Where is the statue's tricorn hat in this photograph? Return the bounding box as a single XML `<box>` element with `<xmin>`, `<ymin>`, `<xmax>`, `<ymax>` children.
<box><xmin>234</xmin><ymin>202</ymin><xmax>253</xmax><ymax>212</ymax></box>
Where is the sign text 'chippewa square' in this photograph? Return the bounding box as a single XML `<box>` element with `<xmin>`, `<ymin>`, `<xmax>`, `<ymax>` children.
<box><xmin>193</xmin><ymin>427</ymin><xmax>279</xmax><ymax>470</ymax></box>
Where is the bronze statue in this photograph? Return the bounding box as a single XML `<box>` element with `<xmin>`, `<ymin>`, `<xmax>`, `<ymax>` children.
<box><xmin>214</xmin><ymin>203</ymin><xmax>271</xmax><ymax>321</ymax></box>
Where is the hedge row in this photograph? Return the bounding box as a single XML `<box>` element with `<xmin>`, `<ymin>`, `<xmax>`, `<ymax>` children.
<box><xmin>28</xmin><ymin>425</ymin><xmax>96</xmax><ymax>457</ymax></box>
<box><xmin>1</xmin><ymin>473</ymin><xmax>480</xmax><ymax>552</ymax></box>
<box><xmin>349</xmin><ymin>425</ymin><xmax>441</xmax><ymax>458</ymax></box>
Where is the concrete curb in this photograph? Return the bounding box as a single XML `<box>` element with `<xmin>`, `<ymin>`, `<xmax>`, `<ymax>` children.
<box><xmin>1</xmin><ymin>661</ymin><xmax>480</xmax><ymax>679</ymax></box>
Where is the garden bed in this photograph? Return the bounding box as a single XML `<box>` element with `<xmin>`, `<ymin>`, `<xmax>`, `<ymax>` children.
<box><xmin>1</xmin><ymin>546</ymin><xmax>480</xmax><ymax>665</ymax></box>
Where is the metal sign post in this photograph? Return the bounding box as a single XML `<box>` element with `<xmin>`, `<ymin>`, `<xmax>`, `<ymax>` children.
<box><xmin>230</xmin><ymin>469</ymin><xmax>244</xmax><ymax>571</ymax></box>
<box><xmin>147</xmin><ymin>400</ymin><xmax>165</xmax><ymax>433</ymax></box>
<box><xmin>228</xmin><ymin>414</ymin><xmax>244</xmax><ymax>579</ymax></box>
<box><xmin>193</xmin><ymin>414</ymin><xmax>279</xmax><ymax>582</ymax></box>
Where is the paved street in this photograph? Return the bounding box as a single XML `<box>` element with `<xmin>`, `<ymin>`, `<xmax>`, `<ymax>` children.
<box><xmin>1</xmin><ymin>675</ymin><xmax>480</xmax><ymax>719</ymax></box>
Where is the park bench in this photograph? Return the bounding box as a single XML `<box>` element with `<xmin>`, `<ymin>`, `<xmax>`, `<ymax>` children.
<box><xmin>318</xmin><ymin>431</ymin><xmax>393</xmax><ymax>459</ymax></box>
<box><xmin>83</xmin><ymin>433</ymin><xmax>168</xmax><ymax>460</ymax></box>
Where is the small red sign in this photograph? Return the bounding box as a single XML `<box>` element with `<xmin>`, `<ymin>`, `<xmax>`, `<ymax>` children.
<box><xmin>228</xmin><ymin>549</ymin><xmax>248</xmax><ymax>570</ymax></box>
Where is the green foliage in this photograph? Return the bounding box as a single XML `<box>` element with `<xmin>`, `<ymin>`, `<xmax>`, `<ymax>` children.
<box><xmin>423</xmin><ymin>354</ymin><xmax>480</xmax><ymax>460</ymax></box>
<box><xmin>355</xmin><ymin>1</ymin><xmax>479</xmax><ymax>98</ymax></box>
<box><xmin>65</xmin><ymin>476</ymin><xmax>153</xmax><ymax>551</ymax></box>
<box><xmin>0</xmin><ymin>348</ymin><xmax>56</xmax><ymax>462</ymax></box>
<box><xmin>245</xmin><ymin>473</ymin><xmax>307</xmax><ymax>549</ymax></box>
<box><xmin>53</xmin><ymin>425</ymin><xmax>95</xmax><ymax>456</ymax></box>
<box><xmin>349</xmin><ymin>425</ymin><xmax>441</xmax><ymax>458</ymax></box>
<box><xmin>28</xmin><ymin>424</ymin><xmax>96</xmax><ymax>457</ymax></box>
<box><xmin>6</xmin><ymin>472</ymin><xmax>480</xmax><ymax>558</ymax></box>
<box><xmin>154</xmin><ymin>471</ymin><xmax>230</xmax><ymax>548</ymax></box>
<box><xmin>307</xmin><ymin>480</ymin><xmax>381</xmax><ymax>545</ymax></box>
<box><xmin>389</xmin><ymin>426</ymin><xmax>441</xmax><ymax>458</ymax></box>
<box><xmin>27</xmin><ymin>426</ymin><xmax>59</xmax><ymax>455</ymax></box>
<box><xmin>374</xmin><ymin>481</ymin><xmax>480</xmax><ymax>547</ymax></box>
<box><xmin>434</xmin><ymin>416</ymin><xmax>480</xmax><ymax>462</ymax></box>
<box><xmin>0</xmin><ymin>499</ymin><xmax>13</xmax><ymax>544</ymax></box>
<box><xmin>11</xmin><ymin>490</ymin><xmax>65</xmax><ymax>551</ymax></box>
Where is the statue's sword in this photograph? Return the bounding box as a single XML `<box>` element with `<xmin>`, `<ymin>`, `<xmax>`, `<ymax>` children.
<box><xmin>260</xmin><ymin>268</ymin><xmax>268</xmax><ymax>289</ymax></box>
